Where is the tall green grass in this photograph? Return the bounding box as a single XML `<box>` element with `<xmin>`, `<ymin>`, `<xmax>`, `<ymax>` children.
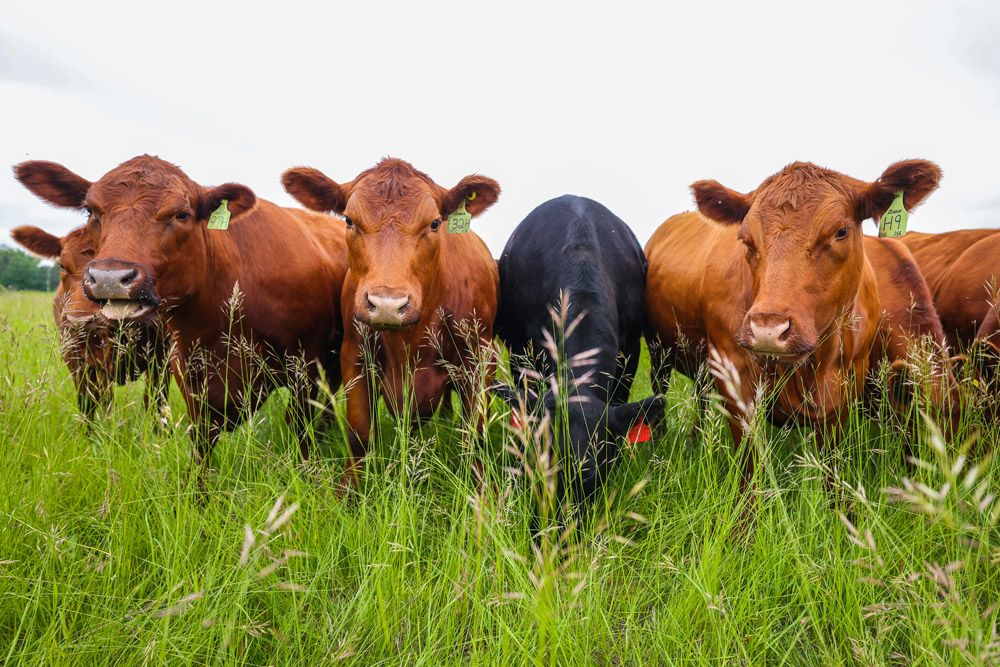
<box><xmin>0</xmin><ymin>289</ymin><xmax>998</xmax><ymax>666</ymax></box>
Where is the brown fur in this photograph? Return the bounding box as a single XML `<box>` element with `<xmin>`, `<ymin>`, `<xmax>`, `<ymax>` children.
<box><xmin>901</xmin><ymin>230</ymin><xmax>1000</xmax><ymax>349</ymax></box>
<box><xmin>14</xmin><ymin>156</ymin><xmax>349</xmax><ymax>470</ymax></box>
<box><xmin>980</xmin><ymin>306</ymin><xmax>999</xmax><ymax>344</ymax></box>
<box><xmin>10</xmin><ymin>224</ymin><xmax>170</xmax><ymax>418</ymax></box>
<box><xmin>282</xmin><ymin>158</ymin><xmax>500</xmax><ymax>490</ymax></box>
<box><xmin>645</xmin><ymin>160</ymin><xmax>951</xmax><ymax>508</ymax></box>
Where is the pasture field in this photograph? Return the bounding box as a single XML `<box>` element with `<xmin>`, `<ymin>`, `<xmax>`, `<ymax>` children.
<box><xmin>1</xmin><ymin>290</ymin><xmax>999</xmax><ymax>666</ymax></box>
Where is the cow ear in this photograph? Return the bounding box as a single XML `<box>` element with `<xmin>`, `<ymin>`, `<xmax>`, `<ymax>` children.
<box><xmin>861</xmin><ymin>159</ymin><xmax>942</xmax><ymax>222</ymax></box>
<box><xmin>442</xmin><ymin>175</ymin><xmax>500</xmax><ymax>218</ymax></box>
<box><xmin>14</xmin><ymin>161</ymin><xmax>92</xmax><ymax>209</ymax></box>
<box><xmin>282</xmin><ymin>167</ymin><xmax>348</xmax><ymax>214</ymax></box>
<box><xmin>200</xmin><ymin>183</ymin><xmax>256</xmax><ymax>221</ymax></box>
<box><xmin>11</xmin><ymin>226</ymin><xmax>62</xmax><ymax>259</ymax></box>
<box><xmin>606</xmin><ymin>395</ymin><xmax>667</xmax><ymax>436</ymax></box>
<box><xmin>691</xmin><ymin>180</ymin><xmax>752</xmax><ymax>225</ymax></box>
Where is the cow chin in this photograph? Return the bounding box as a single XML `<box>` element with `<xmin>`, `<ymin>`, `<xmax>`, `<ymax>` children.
<box><xmin>739</xmin><ymin>333</ymin><xmax>816</xmax><ymax>366</ymax></box>
<box><xmin>353</xmin><ymin>311</ymin><xmax>421</xmax><ymax>331</ymax></box>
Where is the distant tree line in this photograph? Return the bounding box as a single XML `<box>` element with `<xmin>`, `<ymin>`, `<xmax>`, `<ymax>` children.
<box><xmin>0</xmin><ymin>246</ymin><xmax>59</xmax><ymax>291</ymax></box>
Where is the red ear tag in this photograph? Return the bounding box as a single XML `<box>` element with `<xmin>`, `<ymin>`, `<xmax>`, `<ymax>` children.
<box><xmin>511</xmin><ymin>412</ymin><xmax>522</xmax><ymax>429</ymax></box>
<box><xmin>627</xmin><ymin>418</ymin><xmax>651</xmax><ymax>443</ymax></box>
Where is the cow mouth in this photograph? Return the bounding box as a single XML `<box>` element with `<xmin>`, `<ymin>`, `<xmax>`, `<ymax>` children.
<box><xmin>749</xmin><ymin>349</ymin><xmax>812</xmax><ymax>366</ymax></box>
<box><xmin>98</xmin><ymin>299</ymin><xmax>156</xmax><ymax>321</ymax></box>
<box><xmin>353</xmin><ymin>315</ymin><xmax>418</xmax><ymax>332</ymax></box>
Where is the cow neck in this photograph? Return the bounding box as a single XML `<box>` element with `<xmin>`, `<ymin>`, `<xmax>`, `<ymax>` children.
<box><xmin>166</xmin><ymin>226</ymin><xmax>242</xmax><ymax>345</ymax></box>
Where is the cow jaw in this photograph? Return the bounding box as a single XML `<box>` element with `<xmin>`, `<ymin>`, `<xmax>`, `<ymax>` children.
<box><xmin>101</xmin><ymin>300</ymin><xmax>154</xmax><ymax>321</ymax></box>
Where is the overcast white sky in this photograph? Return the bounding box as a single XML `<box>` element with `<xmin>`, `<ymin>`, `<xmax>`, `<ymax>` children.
<box><xmin>2</xmin><ymin>0</ymin><xmax>999</xmax><ymax>256</ymax></box>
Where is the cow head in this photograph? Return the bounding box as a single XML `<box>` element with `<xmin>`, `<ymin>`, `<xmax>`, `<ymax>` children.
<box><xmin>11</xmin><ymin>224</ymin><xmax>125</xmax><ymax>370</ymax></box>
<box><xmin>492</xmin><ymin>383</ymin><xmax>666</xmax><ymax>498</ymax></box>
<box><xmin>14</xmin><ymin>156</ymin><xmax>256</xmax><ymax>320</ymax></box>
<box><xmin>692</xmin><ymin>160</ymin><xmax>941</xmax><ymax>363</ymax></box>
<box><xmin>11</xmin><ymin>225</ymin><xmax>98</xmax><ymax>325</ymax></box>
<box><xmin>282</xmin><ymin>158</ymin><xmax>499</xmax><ymax>330</ymax></box>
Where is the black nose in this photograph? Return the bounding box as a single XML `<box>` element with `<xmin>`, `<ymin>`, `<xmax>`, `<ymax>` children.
<box><xmin>84</xmin><ymin>266</ymin><xmax>140</xmax><ymax>300</ymax></box>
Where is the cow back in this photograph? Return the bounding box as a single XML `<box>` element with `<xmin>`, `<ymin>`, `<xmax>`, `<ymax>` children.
<box><xmin>498</xmin><ymin>195</ymin><xmax>645</xmax><ymax>390</ymax></box>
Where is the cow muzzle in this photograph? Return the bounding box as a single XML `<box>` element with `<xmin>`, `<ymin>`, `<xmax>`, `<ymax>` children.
<box><xmin>740</xmin><ymin>310</ymin><xmax>815</xmax><ymax>361</ymax></box>
<box><xmin>83</xmin><ymin>260</ymin><xmax>159</xmax><ymax>321</ymax></box>
<box><xmin>358</xmin><ymin>289</ymin><xmax>419</xmax><ymax>329</ymax></box>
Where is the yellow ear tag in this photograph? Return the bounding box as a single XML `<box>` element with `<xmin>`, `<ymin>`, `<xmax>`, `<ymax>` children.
<box><xmin>207</xmin><ymin>199</ymin><xmax>231</xmax><ymax>231</ymax></box>
<box><xmin>447</xmin><ymin>199</ymin><xmax>472</xmax><ymax>234</ymax></box>
<box><xmin>878</xmin><ymin>191</ymin><xmax>908</xmax><ymax>238</ymax></box>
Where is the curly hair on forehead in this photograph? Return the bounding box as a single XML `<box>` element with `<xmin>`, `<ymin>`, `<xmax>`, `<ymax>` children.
<box><xmin>753</xmin><ymin>162</ymin><xmax>861</xmax><ymax>212</ymax></box>
<box><xmin>88</xmin><ymin>155</ymin><xmax>198</xmax><ymax>211</ymax></box>
<box><xmin>354</xmin><ymin>158</ymin><xmax>437</xmax><ymax>200</ymax></box>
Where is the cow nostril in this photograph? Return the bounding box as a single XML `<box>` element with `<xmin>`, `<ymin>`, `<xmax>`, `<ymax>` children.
<box><xmin>120</xmin><ymin>268</ymin><xmax>138</xmax><ymax>286</ymax></box>
<box><xmin>748</xmin><ymin>317</ymin><xmax>791</xmax><ymax>344</ymax></box>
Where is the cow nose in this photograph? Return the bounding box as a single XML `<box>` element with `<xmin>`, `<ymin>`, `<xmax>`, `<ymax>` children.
<box><xmin>366</xmin><ymin>292</ymin><xmax>410</xmax><ymax>324</ymax></box>
<box><xmin>84</xmin><ymin>266</ymin><xmax>140</xmax><ymax>300</ymax></box>
<box><xmin>748</xmin><ymin>312</ymin><xmax>792</xmax><ymax>349</ymax></box>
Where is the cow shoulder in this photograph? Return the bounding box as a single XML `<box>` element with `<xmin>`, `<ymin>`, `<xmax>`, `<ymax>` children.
<box><xmin>863</xmin><ymin>235</ymin><xmax>945</xmax><ymax>343</ymax></box>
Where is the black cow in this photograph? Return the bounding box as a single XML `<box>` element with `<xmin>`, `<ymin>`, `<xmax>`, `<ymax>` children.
<box><xmin>493</xmin><ymin>195</ymin><xmax>665</xmax><ymax>504</ymax></box>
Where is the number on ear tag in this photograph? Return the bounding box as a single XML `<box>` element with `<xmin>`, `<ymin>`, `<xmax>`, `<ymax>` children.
<box><xmin>447</xmin><ymin>200</ymin><xmax>472</xmax><ymax>234</ymax></box>
<box><xmin>207</xmin><ymin>199</ymin><xmax>231</xmax><ymax>230</ymax></box>
<box><xmin>878</xmin><ymin>191</ymin><xmax>908</xmax><ymax>238</ymax></box>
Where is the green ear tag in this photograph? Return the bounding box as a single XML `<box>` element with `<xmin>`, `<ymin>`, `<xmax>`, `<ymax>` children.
<box><xmin>447</xmin><ymin>200</ymin><xmax>472</xmax><ymax>234</ymax></box>
<box><xmin>878</xmin><ymin>191</ymin><xmax>908</xmax><ymax>238</ymax></box>
<box><xmin>207</xmin><ymin>199</ymin><xmax>231</xmax><ymax>230</ymax></box>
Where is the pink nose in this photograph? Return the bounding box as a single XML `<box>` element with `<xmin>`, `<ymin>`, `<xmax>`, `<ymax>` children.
<box><xmin>366</xmin><ymin>292</ymin><xmax>410</xmax><ymax>325</ymax></box>
<box><xmin>748</xmin><ymin>313</ymin><xmax>791</xmax><ymax>352</ymax></box>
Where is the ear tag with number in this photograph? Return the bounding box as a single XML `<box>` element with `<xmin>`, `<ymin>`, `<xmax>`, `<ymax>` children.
<box><xmin>627</xmin><ymin>417</ymin><xmax>651</xmax><ymax>443</ymax></box>
<box><xmin>878</xmin><ymin>191</ymin><xmax>908</xmax><ymax>238</ymax></box>
<box><xmin>207</xmin><ymin>199</ymin><xmax>231</xmax><ymax>230</ymax></box>
<box><xmin>447</xmin><ymin>199</ymin><xmax>472</xmax><ymax>234</ymax></box>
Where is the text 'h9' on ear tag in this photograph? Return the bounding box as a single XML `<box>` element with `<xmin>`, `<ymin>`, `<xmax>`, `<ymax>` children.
<box><xmin>207</xmin><ymin>199</ymin><xmax>231</xmax><ymax>230</ymax></box>
<box><xmin>447</xmin><ymin>199</ymin><xmax>472</xmax><ymax>234</ymax></box>
<box><xmin>878</xmin><ymin>191</ymin><xmax>908</xmax><ymax>238</ymax></box>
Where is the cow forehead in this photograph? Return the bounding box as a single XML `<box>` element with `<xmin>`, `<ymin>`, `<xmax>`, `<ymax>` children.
<box><xmin>755</xmin><ymin>163</ymin><xmax>856</xmax><ymax>210</ymax></box>
<box><xmin>749</xmin><ymin>163</ymin><xmax>858</xmax><ymax>234</ymax></box>
<box><xmin>59</xmin><ymin>229</ymin><xmax>94</xmax><ymax>272</ymax></box>
<box><xmin>346</xmin><ymin>158</ymin><xmax>442</xmax><ymax>220</ymax></box>
<box><xmin>88</xmin><ymin>155</ymin><xmax>197</xmax><ymax>208</ymax></box>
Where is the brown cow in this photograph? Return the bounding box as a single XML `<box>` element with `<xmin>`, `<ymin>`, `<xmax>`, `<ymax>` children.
<box><xmin>901</xmin><ymin>230</ymin><xmax>1000</xmax><ymax>350</ymax></box>
<box><xmin>14</xmin><ymin>156</ymin><xmax>349</xmax><ymax>474</ymax></box>
<box><xmin>282</xmin><ymin>158</ymin><xmax>499</xmax><ymax>489</ymax></box>
<box><xmin>10</xmin><ymin>225</ymin><xmax>170</xmax><ymax>419</ymax></box>
<box><xmin>645</xmin><ymin>160</ymin><xmax>957</xmax><ymax>510</ymax></box>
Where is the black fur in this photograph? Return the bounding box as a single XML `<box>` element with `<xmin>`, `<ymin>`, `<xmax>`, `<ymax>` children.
<box><xmin>494</xmin><ymin>195</ymin><xmax>665</xmax><ymax>505</ymax></box>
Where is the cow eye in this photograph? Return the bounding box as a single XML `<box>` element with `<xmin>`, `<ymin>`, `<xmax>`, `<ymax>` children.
<box><xmin>344</xmin><ymin>216</ymin><xmax>354</xmax><ymax>228</ymax></box>
<box><xmin>834</xmin><ymin>227</ymin><xmax>849</xmax><ymax>240</ymax></box>
<box><xmin>83</xmin><ymin>206</ymin><xmax>93</xmax><ymax>216</ymax></box>
<box><xmin>175</xmin><ymin>211</ymin><xmax>190</xmax><ymax>221</ymax></box>
<box><xmin>430</xmin><ymin>219</ymin><xmax>441</xmax><ymax>231</ymax></box>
